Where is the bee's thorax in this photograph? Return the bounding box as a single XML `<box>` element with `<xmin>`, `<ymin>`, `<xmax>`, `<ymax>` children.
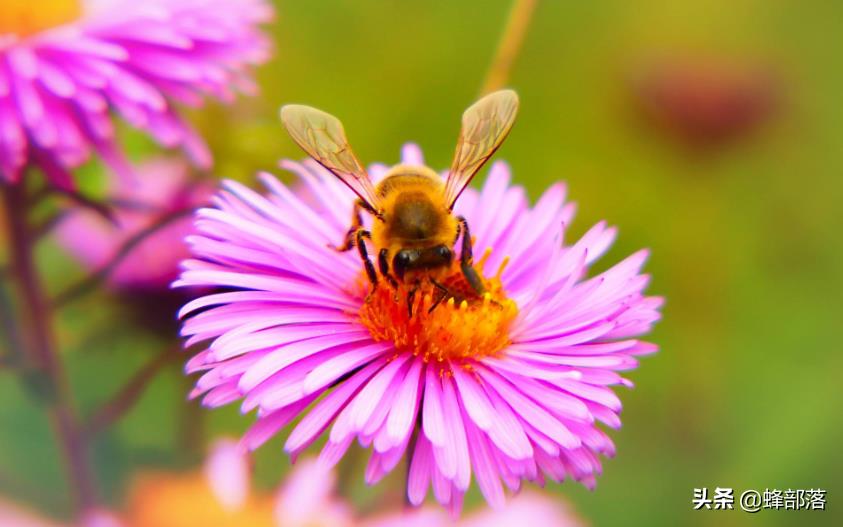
<box><xmin>375</xmin><ymin>164</ymin><xmax>441</xmax><ymax>198</ymax></box>
<box><xmin>370</xmin><ymin>165</ymin><xmax>459</xmax><ymax>282</ymax></box>
<box><xmin>388</xmin><ymin>193</ymin><xmax>443</xmax><ymax>240</ymax></box>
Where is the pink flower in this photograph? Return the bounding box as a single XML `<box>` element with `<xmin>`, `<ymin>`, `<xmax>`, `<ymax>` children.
<box><xmin>126</xmin><ymin>438</ymin><xmax>352</xmax><ymax>527</ymax></box>
<box><xmin>0</xmin><ymin>0</ymin><xmax>272</xmax><ymax>187</ymax></box>
<box><xmin>204</xmin><ymin>438</ymin><xmax>250</xmax><ymax>511</ymax></box>
<box><xmin>273</xmin><ymin>456</ymin><xmax>353</xmax><ymax>527</ymax></box>
<box><xmin>177</xmin><ymin>144</ymin><xmax>662</xmax><ymax>513</ymax></box>
<box><xmin>0</xmin><ymin>498</ymin><xmax>119</xmax><ymax>527</ymax></box>
<box><xmin>55</xmin><ymin>157</ymin><xmax>213</xmax><ymax>290</ymax></box>
<box><xmin>362</xmin><ymin>491</ymin><xmax>585</xmax><ymax>527</ymax></box>
<box><xmin>630</xmin><ymin>56</ymin><xmax>778</xmax><ymax>151</ymax></box>
<box><xmin>458</xmin><ymin>493</ymin><xmax>585</xmax><ymax>527</ymax></box>
<box><xmin>0</xmin><ymin>498</ymin><xmax>65</xmax><ymax>527</ymax></box>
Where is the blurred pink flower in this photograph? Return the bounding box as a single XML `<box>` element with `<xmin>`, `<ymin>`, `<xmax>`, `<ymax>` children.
<box><xmin>55</xmin><ymin>157</ymin><xmax>214</xmax><ymax>290</ymax></box>
<box><xmin>204</xmin><ymin>438</ymin><xmax>250</xmax><ymax>511</ymax></box>
<box><xmin>631</xmin><ymin>57</ymin><xmax>778</xmax><ymax>151</ymax></box>
<box><xmin>177</xmin><ymin>144</ymin><xmax>662</xmax><ymax>513</ymax></box>
<box><xmin>273</xmin><ymin>456</ymin><xmax>353</xmax><ymax>527</ymax></box>
<box><xmin>459</xmin><ymin>493</ymin><xmax>585</xmax><ymax>527</ymax></box>
<box><xmin>125</xmin><ymin>438</ymin><xmax>352</xmax><ymax>527</ymax></box>
<box><xmin>82</xmin><ymin>510</ymin><xmax>124</xmax><ymax>527</ymax></box>
<box><xmin>362</xmin><ymin>491</ymin><xmax>585</xmax><ymax>527</ymax></box>
<box><xmin>0</xmin><ymin>0</ymin><xmax>272</xmax><ymax>187</ymax></box>
<box><xmin>0</xmin><ymin>442</ymin><xmax>585</xmax><ymax>527</ymax></box>
<box><xmin>0</xmin><ymin>499</ymin><xmax>121</xmax><ymax>527</ymax></box>
<box><xmin>0</xmin><ymin>498</ymin><xmax>64</xmax><ymax>527</ymax></box>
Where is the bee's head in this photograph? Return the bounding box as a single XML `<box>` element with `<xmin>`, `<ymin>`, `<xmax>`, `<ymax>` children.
<box><xmin>393</xmin><ymin>245</ymin><xmax>452</xmax><ymax>281</ymax></box>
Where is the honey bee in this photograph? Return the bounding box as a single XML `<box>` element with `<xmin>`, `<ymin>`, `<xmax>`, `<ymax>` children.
<box><xmin>280</xmin><ymin>90</ymin><xmax>519</xmax><ymax>314</ymax></box>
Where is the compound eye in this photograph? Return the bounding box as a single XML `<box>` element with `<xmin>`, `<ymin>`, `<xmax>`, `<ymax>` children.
<box><xmin>393</xmin><ymin>250</ymin><xmax>414</xmax><ymax>280</ymax></box>
<box><xmin>436</xmin><ymin>245</ymin><xmax>452</xmax><ymax>260</ymax></box>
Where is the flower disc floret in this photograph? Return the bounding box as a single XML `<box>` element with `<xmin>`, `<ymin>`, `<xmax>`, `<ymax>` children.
<box><xmin>359</xmin><ymin>255</ymin><xmax>516</xmax><ymax>364</ymax></box>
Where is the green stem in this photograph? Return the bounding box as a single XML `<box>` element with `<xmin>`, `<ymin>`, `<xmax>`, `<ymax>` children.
<box><xmin>85</xmin><ymin>347</ymin><xmax>180</xmax><ymax>439</ymax></box>
<box><xmin>1</xmin><ymin>182</ymin><xmax>98</xmax><ymax>517</ymax></box>
<box><xmin>479</xmin><ymin>0</ymin><xmax>539</xmax><ymax>95</ymax></box>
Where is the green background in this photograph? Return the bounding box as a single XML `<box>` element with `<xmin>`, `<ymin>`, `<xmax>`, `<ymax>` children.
<box><xmin>1</xmin><ymin>1</ymin><xmax>841</xmax><ymax>525</ymax></box>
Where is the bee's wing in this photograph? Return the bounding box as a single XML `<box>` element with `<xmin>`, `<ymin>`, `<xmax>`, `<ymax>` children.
<box><xmin>280</xmin><ymin>105</ymin><xmax>381</xmax><ymax>211</ymax></box>
<box><xmin>444</xmin><ymin>89</ymin><xmax>519</xmax><ymax>209</ymax></box>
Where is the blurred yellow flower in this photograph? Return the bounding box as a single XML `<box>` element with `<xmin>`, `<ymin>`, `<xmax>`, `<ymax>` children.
<box><xmin>125</xmin><ymin>472</ymin><xmax>276</xmax><ymax>527</ymax></box>
<box><xmin>0</xmin><ymin>0</ymin><xmax>81</xmax><ymax>37</ymax></box>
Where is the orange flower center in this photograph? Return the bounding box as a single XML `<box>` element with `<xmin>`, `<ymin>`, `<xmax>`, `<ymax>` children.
<box><xmin>358</xmin><ymin>249</ymin><xmax>517</xmax><ymax>365</ymax></box>
<box><xmin>0</xmin><ymin>0</ymin><xmax>81</xmax><ymax>38</ymax></box>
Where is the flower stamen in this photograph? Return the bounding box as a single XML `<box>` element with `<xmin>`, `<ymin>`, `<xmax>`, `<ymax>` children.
<box><xmin>358</xmin><ymin>253</ymin><xmax>517</xmax><ymax>365</ymax></box>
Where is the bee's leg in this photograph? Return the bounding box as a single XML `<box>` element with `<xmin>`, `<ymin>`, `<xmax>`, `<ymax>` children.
<box><xmin>332</xmin><ymin>200</ymin><xmax>366</xmax><ymax>252</ymax></box>
<box><xmin>427</xmin><ymin>279</ymin><xmax>451</xmax><ymax>314</ymax></box>
<box><xmin>378</xmin><ymin>249</ymin><xmax>398</xmax><ymax>289</ymax></box>
<box><xmin>355</xmin><ymin>229</ymin><xmax>378</xmax><ymax>287</ymax></box>
<box><xmin>407</xmin><ymin>287</ymin><xmax>418</xmax><ymax>318</ymax></box>
<box><xmin>457</xmin><ymin>216</ymin><xmax>485</xmax><ymax>295</ymax></box>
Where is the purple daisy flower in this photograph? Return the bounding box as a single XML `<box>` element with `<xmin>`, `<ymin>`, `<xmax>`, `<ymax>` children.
<box><xmin>177</xmin><ymin>144</ymin><xmax>663</xmax><ymax>513</ymax></box>
<box><xmin>0</xmin><ymin>0</ymin><xmax>272</xmax><ymax>187</ymax></box>
<box><xmin>55</xmin><ymin>157</ymin><xmax>214</xmax><ymax>291</ymax></box>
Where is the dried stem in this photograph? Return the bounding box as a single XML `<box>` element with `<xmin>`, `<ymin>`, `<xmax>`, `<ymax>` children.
<box><xmin>1</xmin><ymin>183</ymin><xmax>98</xmax><ymax>517</ymax></box>
<box><xmin>53</xmin><ymin>208</ymin><xmax>193</xmax><ymax>307</ymax></box>
<box><xmin>85</xmin><ymin>347</ymin><xmax>180</xmax><ymax>438</ymax></box>
<box><xmin>479</xmin><ymin>0</ymin><xmax>539</xmax><ymax>95</ymax></box>
<box><xmin>105</xmin><ymin>197</ymin><xmax>168</xmax><ymax>213</ymax></box>
<box><xmin>51</xmin><ymin>186</ymin><xmax>117</xmax><ymax>224</ymax></box>
<box><xmin>32</xmin><ymin>210</ymin><xmax>69</xmax><ymax>239</ymax></box>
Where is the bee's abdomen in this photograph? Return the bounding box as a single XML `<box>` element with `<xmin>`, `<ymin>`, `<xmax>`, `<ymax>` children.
<box><xmin>389</xmin><ymin>193</ymin><xmax>442</xmax><ymax>240</ymax></box>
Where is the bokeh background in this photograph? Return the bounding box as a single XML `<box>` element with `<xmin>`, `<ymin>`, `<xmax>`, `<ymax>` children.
<box><xmin>1</xmin><ymin>1</ymin><xmax>841</xmax><ymax>525</ymax></box>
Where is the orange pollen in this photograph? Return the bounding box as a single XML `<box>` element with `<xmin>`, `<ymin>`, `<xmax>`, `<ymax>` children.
<box><xmin>358</xmin><ymin>248</ymin><xmax>517</xmax><ymax>365</ymax></box>
<box><xmin>0</xmin><ymin>0</ymin><xmax>81</xmax><ymax>39</ymax></box>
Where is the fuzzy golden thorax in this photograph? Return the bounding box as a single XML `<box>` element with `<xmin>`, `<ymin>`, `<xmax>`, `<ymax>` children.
<box><xmin>371</xmin><ymin>165</ymin><xmax>459</xmax><ymax>284</ymax></box>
